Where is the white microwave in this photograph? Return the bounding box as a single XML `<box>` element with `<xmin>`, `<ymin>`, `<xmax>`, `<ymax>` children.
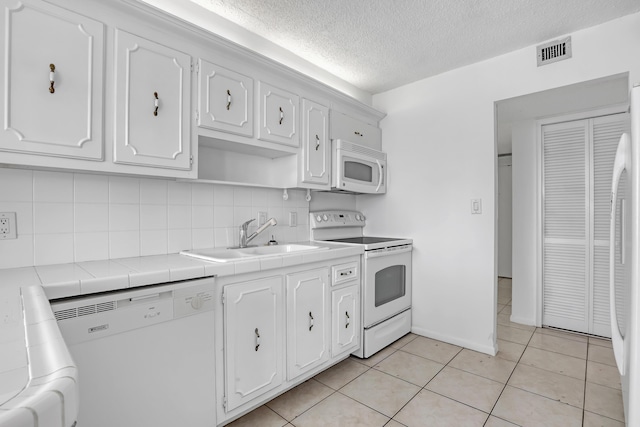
<box><xmin>332</xmin><ymin>139</ymin><xmax>387</xmax><ymax>194</ymax></box>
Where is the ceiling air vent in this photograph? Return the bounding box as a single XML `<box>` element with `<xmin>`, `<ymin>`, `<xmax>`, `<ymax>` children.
<box><xmin>537</xmin><ymin>36</ymin><xmax>572</xmax><ymax>67</ymax></box>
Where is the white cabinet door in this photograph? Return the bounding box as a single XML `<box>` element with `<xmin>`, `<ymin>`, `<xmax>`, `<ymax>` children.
<box><xmin>198</xmin><ymin>59</ymin><xmax>253</xmax><ymax>137</ymax></box>
<box><xmin>286</xmin><ymin>268</ymin><xmax>329</xmax><ymax>380</ymax></box>
<box><xmin>258</xmin><ymin>82</ymin><xmax>299</xmax><ymax>147</ymax></box>
<box><xmin>0</xmin><ymin>0</ymin><xmax>104</xmax><ymax>159</ymax></box>
<box><xmin>300</xmin><ymin>99</ymin><xmax>330</xmax><ymax>188</ymax></box>
<box><xmin>332</xmin><ymin>284</ymin><xmax>360</xmax><ymax>358</ymax></box>
<box><xmin>224</xmin><ymin>276</ymin><xmax>284</xmax><ymax>412</ymax></box>
<box><xmin>330</xmin><ymin>110</ymin><xmax>381</xmax><ymax>150</ymax></box>
<box><xmin>114</xmin><ymin>29</ymin><xmax>191</xmax><ymax>170</ymax></box>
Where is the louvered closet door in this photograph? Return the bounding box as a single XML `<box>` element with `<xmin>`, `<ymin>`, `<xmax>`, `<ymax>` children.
<box><xmin>591</xmin><ymin>114</ymin><xmax>629</xmax><ymax>337</ymax></box>
<box><xmin>542</xmin><ymin>113</ymin><xmax>629</xmax><ymax>336</ymax></box>
<box><xmin>543</xmin><ymin>120</ymin><xmax>590</xmax><ymax>333</ymax></box>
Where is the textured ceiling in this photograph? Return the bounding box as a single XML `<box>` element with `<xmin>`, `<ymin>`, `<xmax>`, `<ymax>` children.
<box><xmin>189</xmin><ymin>0</ymin><xmax>640</xmax><ymax>94</ymax></box>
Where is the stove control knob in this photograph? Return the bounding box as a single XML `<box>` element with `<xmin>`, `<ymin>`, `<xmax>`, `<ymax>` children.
<box><xmin>315</xmin><ymin>215</ymin><xmax>323</xmax><ymax>222</ymax></box>
<box><xmin>355</xmin><ymin>214</ymin><xmax>361</xmax><ymax>221</ymax></box>
<box><xmin>361</xmin><ymin>215</ymin><xmax>366</xmax><ymax>221</ymax></box>
<box><xmin>322</xmin><ymin>214</ymin><xmax>329</xmax><ymax>221</ymax></box>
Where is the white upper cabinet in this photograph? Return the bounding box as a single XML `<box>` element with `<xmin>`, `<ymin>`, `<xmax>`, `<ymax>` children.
<box><xmin>198</xmin><ymin>59</ymin><xmax>253</xmax><ymax>137</ymax></box>
<box><xmin>258</xmin><ymin>82</ymin><xmax>299</xmax><ymax>147</ymax></box>
<box><xmin>114</xmin><ymin>29</ymin><xmax>192</xmax><ymax>170</ymax></box>
<box><xmin>330</xmin><ymin>110</ymin><xmax>382</xmax><ymax>150</ymax></box>
<box><xmin>0</xmin><ymin>0</ymin><xmax>104</xmax><ymax>159</ymax></box>
<box><xmin>300</xmin><ymin>99</ymin><xmax>330</xmax><ymax>189</ymax></box>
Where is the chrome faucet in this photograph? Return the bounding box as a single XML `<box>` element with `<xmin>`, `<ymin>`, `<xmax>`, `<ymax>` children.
<box><xmin>238</xmin><ymin>217</ymin><xmax>277</xmax><ymax>248</ymax></box>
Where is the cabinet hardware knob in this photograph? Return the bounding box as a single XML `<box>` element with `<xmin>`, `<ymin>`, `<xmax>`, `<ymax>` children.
<box><xmin>279</xmin><ymin>107</ymin><xmax>284</xmax><ymax>125</ymax></box>
<box><xmin>49</xmin><ymin>64</ymin><xmax>56</xmax><ymax>94</ymax></box>
<box><xmin>154</xmin><ymin>92</ymin><xmax>159</xmax><ymax>116</ymax></box>
<box><xmin>345</xmin><ymin>311</ymin><xmax>350</xmax><ymax>329</ymax></box>
<box><xmin>315</xmin><ymin>134</ymin><xmax>320</xmax><ymax>151</ymax></box>
<box><xmin>354</xmin><ymin>131</ymin><xmax>363</xmax><ymax>137</ymax></box>
<box><xmin>255</xmin><ymin>327</ymin><xmax>261</xmax><ymax>351</ymax></box>
<box><xmin>226</xmin><ymin>89</ymin><xmax>231</xmax><ymax>110</ymax></box>
<box><xmin>309</xmin><ymin>311</ymin><xmax>314</xmax><ymax>331</ymax></box>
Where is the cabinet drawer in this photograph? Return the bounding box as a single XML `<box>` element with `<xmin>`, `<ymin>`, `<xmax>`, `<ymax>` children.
<box><xmin>332</xmin><ymin>261</ymin><xmax>359</xmax><ymax>286</ymax></box>
<box><xmin>330</xmin><ymin>110</ymin><xmax>381</xmax><ymax>150</ymax></box>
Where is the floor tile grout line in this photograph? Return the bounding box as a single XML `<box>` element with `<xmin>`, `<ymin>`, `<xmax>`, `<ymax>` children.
<box><xmin>485</xmin><ymin>321</ymin><xmax>536</xmax><ymax>422</ymax></box>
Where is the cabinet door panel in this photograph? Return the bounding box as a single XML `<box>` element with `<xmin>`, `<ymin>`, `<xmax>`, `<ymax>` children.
<box><xmin>301</xmin><ymin>99</ymin><xmax>330</xmax><ymax>187</ymax></box>
<box><xmin>330</xmin><ymin>110</ymin><xmax>381</xmax><ymax>150</ymax></box>
<box><xmin>332</xmin><ymin>285</ymin><xmax>360</xmax><ymax>357</ymax></box>
<box><xmin>198</xmin><ymin>59</ymin><xmax>252</xmax><ymax>137</ymax></box>
<box><xmin>0</xmin><ymin>0</ymin><xmax>104</xmax><ymax>159</ymax></box>
<box><xmin>224</xmin><ymin>276</ymin><xmax>284</xmax><ymax>411</ymax></box>
<box><xmin>286</xmin><ymin>268</ymin><xmax>329</xmax><ymax>380</ymax></box>
<box><xmin>258</xmin><ymin>82</ymin><xmax>298</xmax><ymax>147</ymax></box>
<box><xmin>114</xmin><ymin>30</ymin><xmax>191</xmax><ymax>170</ymax></box>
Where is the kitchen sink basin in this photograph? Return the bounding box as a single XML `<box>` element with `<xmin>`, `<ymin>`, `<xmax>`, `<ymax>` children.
<box><xmin>180</xmin><ymin>244</ymin><xmax>328</xmax><ymax>263</ymax></box>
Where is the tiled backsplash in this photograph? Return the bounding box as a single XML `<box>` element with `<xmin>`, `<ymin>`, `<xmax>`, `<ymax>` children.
<box><xmin>0</xmin><ymin>168</ymin><xmax>312</xmax><ymax>269</ymax></box>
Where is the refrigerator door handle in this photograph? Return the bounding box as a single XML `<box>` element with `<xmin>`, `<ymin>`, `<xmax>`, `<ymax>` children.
<box><xmin>609</xmin><ymin>132</ymin><xmax>630</xmax><ymax>376</ymax></box>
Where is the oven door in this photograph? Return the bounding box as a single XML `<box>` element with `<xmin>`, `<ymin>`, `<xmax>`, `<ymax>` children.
<box><xmin>363</xmin><ymin>245</ymin><xmax>412</xmax><ymax>328</ymax></box>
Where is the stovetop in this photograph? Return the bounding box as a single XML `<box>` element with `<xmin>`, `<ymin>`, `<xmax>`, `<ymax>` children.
<box><xmin>309</xmin><ymin>210</ymin><xmax>412</xmax><ymax>251</ymax></box>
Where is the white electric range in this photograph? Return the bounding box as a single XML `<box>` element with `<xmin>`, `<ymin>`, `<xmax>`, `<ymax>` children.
<box><xmin>310</xmin><ymin>210</ymin><xmax>412</xmax><ymax>358</ymax></box>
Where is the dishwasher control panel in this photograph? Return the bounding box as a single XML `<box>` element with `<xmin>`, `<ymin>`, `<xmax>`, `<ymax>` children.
<box><xmin>174</xmin><ymin>284</ymin><xmax>215</xmax><ymax>318</ymax></box>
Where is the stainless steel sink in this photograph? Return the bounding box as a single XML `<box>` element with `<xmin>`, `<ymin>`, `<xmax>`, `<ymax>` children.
<box><xmin>180</xmin><ymin>244</ymin><xmax>328</xmax><ymax>263</ymax></box>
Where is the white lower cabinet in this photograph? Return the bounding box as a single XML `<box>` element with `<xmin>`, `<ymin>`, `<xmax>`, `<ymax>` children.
<box><xmin>332</xmin><ymin>284</ymin><xmax>360</xmax><ymax>357</ymax></box>
<box><xmin>286</xmin><ymin>268</ymin><xmax>329</xmax><ymax>380</ymax></box>
<box><xmin>217</xmin><ymin>257</ymin><xmax>361</xmax><ymax>425</ymax></box>
<box><xmin>223</xmin><ymin>276</ymin><xmax>284</xmax><ymax>412</ymax></box>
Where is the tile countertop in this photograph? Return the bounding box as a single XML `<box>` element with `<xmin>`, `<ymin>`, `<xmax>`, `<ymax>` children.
<box><xmin>0</xmin><ymin>242</ymin><xmax>362</xmax><ymax>427</ymax></box>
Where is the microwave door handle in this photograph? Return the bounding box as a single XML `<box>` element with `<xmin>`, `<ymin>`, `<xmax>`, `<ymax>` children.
<box><xmin>375</xmin><ymin>160</ymin><xmax>383</xmax><ymax>192</ymax></box>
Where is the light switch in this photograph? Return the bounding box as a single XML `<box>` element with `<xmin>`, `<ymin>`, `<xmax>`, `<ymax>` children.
<box><xmin>471</xmin><ymin>199</ymin><xmax>482</xmax><ymax>214</ymax></box>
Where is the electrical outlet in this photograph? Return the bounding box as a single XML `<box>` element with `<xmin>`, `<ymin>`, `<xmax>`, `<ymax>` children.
<box><xmin>258</xmin><ymin>211</ymin><xmax>267</xmax><ymax>226</ymax></box>
<box><xmin>0</xmin><ymin>212</ymin><xmax>17</xmax><ymax>239</ymax></box>
<box><xmin>289</xmin><ymin>211</ymin><xmax>297</xmax><ymax>227</ymax></box>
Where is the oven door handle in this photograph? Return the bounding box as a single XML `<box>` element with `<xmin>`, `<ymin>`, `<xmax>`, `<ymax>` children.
<box><xmin>365</xmin><ymin>245</ymin><xmax>412</xmax><ymax>259</ymax></box>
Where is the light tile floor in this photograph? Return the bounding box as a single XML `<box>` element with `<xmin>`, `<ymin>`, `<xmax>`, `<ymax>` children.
<box><xmin>228</xmin><ymin>278</ymin><xmax>625</xmax><ymax>426</ymax></box>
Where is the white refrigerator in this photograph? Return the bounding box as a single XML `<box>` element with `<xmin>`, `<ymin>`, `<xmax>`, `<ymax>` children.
<box><xmin>610</xmin><ymin>82</ymin><xmax>640</xmax><ymax>425</ymax></box>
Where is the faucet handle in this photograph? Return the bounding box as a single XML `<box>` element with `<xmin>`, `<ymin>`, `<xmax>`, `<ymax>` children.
<box><xmin>240</xmin><ymin>218</ymin><xmax>255</xmax><ymax>230</ymax></box>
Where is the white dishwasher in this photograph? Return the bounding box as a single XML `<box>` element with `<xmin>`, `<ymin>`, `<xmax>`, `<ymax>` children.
<box><xmin>50</xmin><ymin>277</ymin><xmax>216</xmax><ymax>427</ymax></box>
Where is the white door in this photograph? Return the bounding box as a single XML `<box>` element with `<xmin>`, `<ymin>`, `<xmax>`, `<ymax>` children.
<box><xmin>331</xmin><ymin>284</ymin><xmax>360</xmax><ymax>357</ymax></box>
<box><xmin>542</xmin><ymin>114</ymin><xmax>629</xmax><ymax>336</ymax></box>
<box><xmin>198</xmin><ymin>59</ymin><xmax>253</xmax><ymax>137</ymax></box>
<box><xmin>224</xmin><ymin>276</ymin><xmax>284</xmax><ymax>412</ymax></box>
<box><xmin>258</xmin><ymin>82</ymin><xmax>299</xmax><ymax>147</ymax></box>
<box><xmin>286</xmin><ymin>268</ymin><xmax>329</xmax><ymax>380</ymax></box>
<box><xmin>0</xmin><ymin>0</ymin><xmax>104</xmax><ymax>159</ymax></box>
<box><xmin>114</xmin><ymin>29</ymin><xmax>192</xmax><ymax>170</ymax></box>
<box><xmin>498</xmin><ymin>155</ymin><xmax>513</xmax><ymax>278</ymax></box>
<box><xmin>300</xmin><ymin>98</ymin><xmax>330</xmax><ymax>188</ymax></box>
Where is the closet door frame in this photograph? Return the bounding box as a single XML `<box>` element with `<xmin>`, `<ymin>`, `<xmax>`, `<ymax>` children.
<box><xmin>535</xmin><ymin>104</ymin><xmax>628</xmax><ymax>328</ymax></box>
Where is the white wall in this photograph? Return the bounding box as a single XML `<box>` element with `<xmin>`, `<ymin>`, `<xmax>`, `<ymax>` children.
<box><xmin>511</xmin><ymin>120</ymin><xmax>538</xmax><ymax>326</ymax></box>
<box><xmin>358</xmin><ymin>12</ymin><xmax>640</xmax><ymax>355</ymax></box>
<box><xmin>0</xmin><ymin>168</ymin><xmax>311</xmax><ymax>269</ymax></box>
<box><xmin>498</xmin><ymin>156</ymin><xmax>512</xmax><ymax>278</ymax></box>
